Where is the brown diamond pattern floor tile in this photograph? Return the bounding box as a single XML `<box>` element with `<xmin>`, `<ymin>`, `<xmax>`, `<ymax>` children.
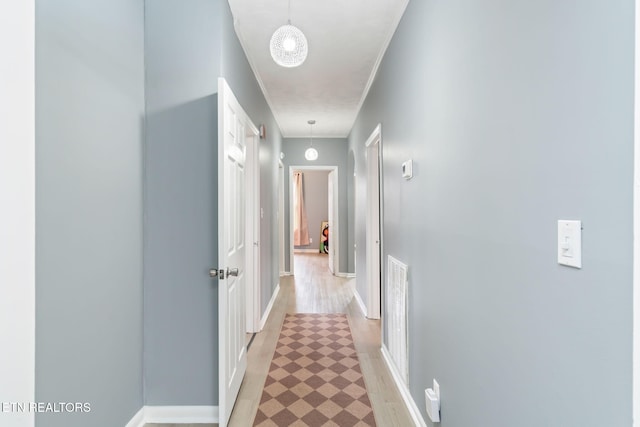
<box><xmin>253</xmin><ymin>313</ymin><xmax>377</xmax><ymax>426</ymax></box>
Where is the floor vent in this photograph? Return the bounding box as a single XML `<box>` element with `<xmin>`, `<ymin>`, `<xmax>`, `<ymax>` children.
<box><xmin>386</xmin><ymin>255</ymin><xmax>409</xmax><ymax>385</ymax></box>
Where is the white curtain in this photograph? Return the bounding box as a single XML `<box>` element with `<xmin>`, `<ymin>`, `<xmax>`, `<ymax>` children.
<box><xmin>293</xmin><ymin>172</ymin><xmax>310</xmax><ymax>246</ymax></box>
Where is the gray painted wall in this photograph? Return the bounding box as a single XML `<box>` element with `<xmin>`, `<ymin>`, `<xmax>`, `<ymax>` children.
<box><xmin>34</xmin><ymin>0</ymin><xmax>282</xmax><ymax>418</ymax></box>
<box><xmin>282</xmin><ymin>138</ymin><xmax>350</xmax><ymax>273</ymax></box>
<box><xmin>294</xmin><ymin>170</ymin><xmax>329</xmax><ymax>251</ymax></box>
<box><xmin>349</xmin><ymin>1</ymin><xmax>633</xmax><ymax>426</ymax></box>
<box><xmin>35</xmin><ymin>0</ymin><xmax>145</xmax><ymax>425</ymax></box>
<box><xmin>144</xmin><ymin>0</ymin><xmax>222</xmax><ymax>405</ymax></box>
<box><xmin>144</xmin><ymin>0</ymin><xmax>282</xmax><ymax>405</ymax></box>
<box><xmin>220</xmin><ymin>5</ymin><xmax>283</xmax><ymax>315</ymax></box>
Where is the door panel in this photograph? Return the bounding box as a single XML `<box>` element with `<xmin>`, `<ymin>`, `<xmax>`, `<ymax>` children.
<box><xmin>218</xmin><ymin>78</ymin><xmax>248</xmax><ymax>427</ymax></box>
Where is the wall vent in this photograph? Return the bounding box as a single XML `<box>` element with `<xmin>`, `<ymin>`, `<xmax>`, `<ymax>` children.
<box><xmin>387</xmin><ymin>255</ymin><xmax>409</xmax><ymax>384</ymax></box>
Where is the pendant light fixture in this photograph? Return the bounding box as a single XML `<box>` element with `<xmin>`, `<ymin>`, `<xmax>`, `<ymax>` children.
<box><xmin>270</xmin><ymin>0</ymin><xmax>308</xmax><ymax>68</ymax></box>
<box><xmin>305</xmin><ymin>120</ymin><xmax>318</xmax><ymax>161</ymax></box>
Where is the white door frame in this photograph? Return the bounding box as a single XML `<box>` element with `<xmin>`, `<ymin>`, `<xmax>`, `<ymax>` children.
<box><xmin>633</xmin><ymin>1</ymin><xmax>639</xmax><ymax>424</ymax></box>
<box><xmin>279</xmin><ymin>160</ymin><xmax>287</xmax><ymax>275</ymax></box>
<box><xmin>0</xmin><ymin>3</ymin><xmax>35</xmax><ymax>426</ymax></box>
<box><xmin>328</xmin><ymin>170</ymin><xmax>336</xmax><ymax>274</ymax></box>
<box><xmin>365</xmin><ymin>124</ymin><xmax>383</xmax><ymax>320</ymax></box>
<box><xmin>289</xmin><ymin>165</ymin><xmax>340</xmax><ymax>275</ymax></box>
<box><xmin>245</xmin><ymin>123</ymin><xmax>261</xmax><ymax>333</ymax></box>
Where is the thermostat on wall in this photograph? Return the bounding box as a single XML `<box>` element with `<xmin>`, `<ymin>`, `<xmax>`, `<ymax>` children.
<box><xmin>402</xmin><ymin>159</ymin><xmax>413</xmax><ymax>180</ymax></box>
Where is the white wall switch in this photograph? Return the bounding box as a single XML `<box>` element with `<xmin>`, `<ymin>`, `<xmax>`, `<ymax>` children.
<box><xmin>557</xmin><ymin>220</ymin><xmax>582</xmax><ymax>268</ymax></box>
<box><xmin>402</xmin><ymin>159</ymin><xmax>413</xmax><ymax>180</ymax></box>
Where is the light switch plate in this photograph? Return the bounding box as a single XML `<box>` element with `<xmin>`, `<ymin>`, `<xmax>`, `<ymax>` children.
<box><xmin>558</xmin><ymin>220</ymin><xmax>582</xmax><ymax>268</ymax></box>
<box><xmin>402</xmin><ymin>159</ymin><xmax>413</xmax><ymax>180</ymax></box>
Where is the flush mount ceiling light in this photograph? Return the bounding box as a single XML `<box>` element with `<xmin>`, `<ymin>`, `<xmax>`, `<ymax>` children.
<box><xmin>305</xmin><ymin>120</ymin><xmax>318</xmax><ymax>161</ymax></box>
<box><xmin>270</xmin><ymin>0</ymin><xmax>308</xmax><ymax>68</ymax></box>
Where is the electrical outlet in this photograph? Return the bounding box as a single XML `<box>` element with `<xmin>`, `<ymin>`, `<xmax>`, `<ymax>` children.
<box><xmin>309</xmin><ymin>238</ymin><xmax>313</xmax><ymax>243</ymax></box>
<box><xmin>426</xmin><ymin>379</ymin><xmax>441</xmax><ymax>423</ymax></box>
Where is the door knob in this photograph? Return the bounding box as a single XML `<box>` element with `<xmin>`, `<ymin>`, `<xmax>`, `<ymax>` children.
<box><xmin>209</xmin><ymin>268</ymin><xmax>225</xmax><ymax>279</ymax></box>
<box><xmin>227</xmin><ymin>267</ymin><xmax>239</xmax><ymax>277</ymax></box>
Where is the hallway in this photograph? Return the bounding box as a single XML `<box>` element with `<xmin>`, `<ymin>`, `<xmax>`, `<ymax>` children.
<box><xmin>5</xmin><ymin>1</ymin><xmax>635</xmax><ymax>426</ymax></box>
<box><xmin>227</xmin><ymin>253</ymin><xmax>413</xmax><ymax>426</ymax></box>
<box><xmin>146</xmin><ymin>254</ymin><xmax>412</xmax><ymax>427</ymax></box>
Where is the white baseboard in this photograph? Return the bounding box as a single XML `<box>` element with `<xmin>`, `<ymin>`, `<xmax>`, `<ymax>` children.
<box><xmin>353</xmin><ymin>288</ymin><xmax>367</xmax><ymax>317</ymax></box>
<box><xmin>125</xmin><ymin>405</ymin><xmax>219</xmax><ymax>425</ymax></box>
<box><xmin>280</xmin><ymin>271</ymin><xmax>292</xmax><ymax>276</ymax></box>
<box><xmin>294</xmin><ymin>248</ymin><xmax>321</xmax><ymax>253</ymax></box>
<box><xmin>143</xmin><ymin>405</ymin><xmax>219</xmax><ymax>424</ymax></box>
<box><xmin>336</xmin><ymin>272</ymin><xmax>356</xmax><ymax>279</ymax></box>
<box><xmin>380</xmin><ymin>345</ymin><xmax>427</xmax><ymax>427</ymax></box>
<box><xmin>260</xmin><ymin>283</ymin><xmax>280</xmax><ymax>330</ymax></box>
<box><xmin>125</xmin><ymin>407</ymin><xmax>145</xmax><ymax>427</ymax></box>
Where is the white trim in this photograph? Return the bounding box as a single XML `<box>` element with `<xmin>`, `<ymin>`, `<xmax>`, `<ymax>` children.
<box><xmin>634</xmin><ymin>0</ymin><xmax>640</xmax><ymax>423</ymax></box>
<box><xmin>336</xmin><ymin>272</ymin><xmax>357</xmax><ymax>278</ymax></box>
<box><xmin>289</xmin><ymin>165</ymin><xmax>340</xmax><ymax>276</ymax></box>
<box><xmin>280</xmin><ymin>271</ymin><xmax>293</xmax><ymax>276</ymax></box>
<box><xmin>289</xmin><ymin>166</ymin><xmax>295</xmax><ymax>275</ymax></box>
<box><xmin>365</xmin><ymin>124</ymin><xmax>382</xmax><ymax>149</ymax></box>
<box><xmin>294</xmin><ymin>248</ymin><xmax>322</xmax><ymax>254</ymax></box>
<box><xmin>125</xmin><ymin>406</ymin><xmax>220</xmax><ymax>426</ymax></box>
<box><xmin>124</xmin><ymin>407</ymin><xmax>145</xmax><ymax>427</ymax></box>
<box><xmin>353</xmin><ymin>3</ymin><xmax>409</xmax><ymax>138</ymax></box>
<box><xmin>0</xmin><ymin>2</ymin><xmax>35</xmax><ymax>427</ymax></box>
<box><xmin>365</xmin><ymin>125</ymin><xmax>383</xmax><ymax>320</ymax></box>
<box><xmin>327</xmin><ymin>169</ymin><xmax>339</xmax><ymax>275</ymax></box>
<box><xmin>143</xmin><ymin>406</ymin><xmax>219</xmax><ymax>424</ymax></box>
<box><xmin>353</xmin><ymin>288</ymin><xmax>367</xmax><ymax>317</ymax></box>
<box><xmin>279</xmin><ymin>160</ymin><xmax>286</xmax><ymax>277</ymax></box>
<box><xmin>230</xmin><ymin>18</ymin><xmax>285</xmax><ymax>136</ymax></box>
<box><xmin>260</xmin><ymin>283</ymin><xmax>280</xmax><ymax>330</ymax></box>
<box><xmin>381</xmin><ymin>345</ymin><xmax>427</xmax><ymax>427</ymax></box>
<box><xmin>246</xmin><ymin>121</ymin><xmax>261</xmax><ymax>334</ymax></box>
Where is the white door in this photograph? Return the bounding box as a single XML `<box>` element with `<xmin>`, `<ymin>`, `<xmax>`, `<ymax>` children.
<box><xmin>217</xmin><ymin>78</ymin><xmax>248</xmax><ymax>427</ymax></box>
<box><xmin>366</xmin><ymin>126</ymin><xmax>382</xmax><ymax>320</ymax></box>
<box><xmin>328</xmin><ymin>171</ymin><xmax>335</xmax><ymax>274</ymax></box>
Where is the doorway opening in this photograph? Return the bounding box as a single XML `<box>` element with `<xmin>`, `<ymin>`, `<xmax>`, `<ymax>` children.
<box><xmin>288</xmin><ymin>166</ymin><xmax>340</xmax><ymax>276</ymax></box>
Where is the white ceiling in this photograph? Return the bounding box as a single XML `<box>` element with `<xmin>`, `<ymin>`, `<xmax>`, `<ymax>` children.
<box><xmin>228</xmin><ymin>0</ymin><xmax>409</xmax><ymax>138</ymax></box>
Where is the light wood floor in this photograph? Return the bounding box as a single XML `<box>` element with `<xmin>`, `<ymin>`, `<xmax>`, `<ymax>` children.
<box><xmin>146</xmin><ymin>253</ymin><xmax>413</xmax><ymax>427</ymax></box>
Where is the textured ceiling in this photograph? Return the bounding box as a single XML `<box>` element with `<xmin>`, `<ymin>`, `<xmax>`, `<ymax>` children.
<box><xmin>228</xmin><ymin>0</ymin><xmax>409</xmax><ymax>138</ymax></box>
